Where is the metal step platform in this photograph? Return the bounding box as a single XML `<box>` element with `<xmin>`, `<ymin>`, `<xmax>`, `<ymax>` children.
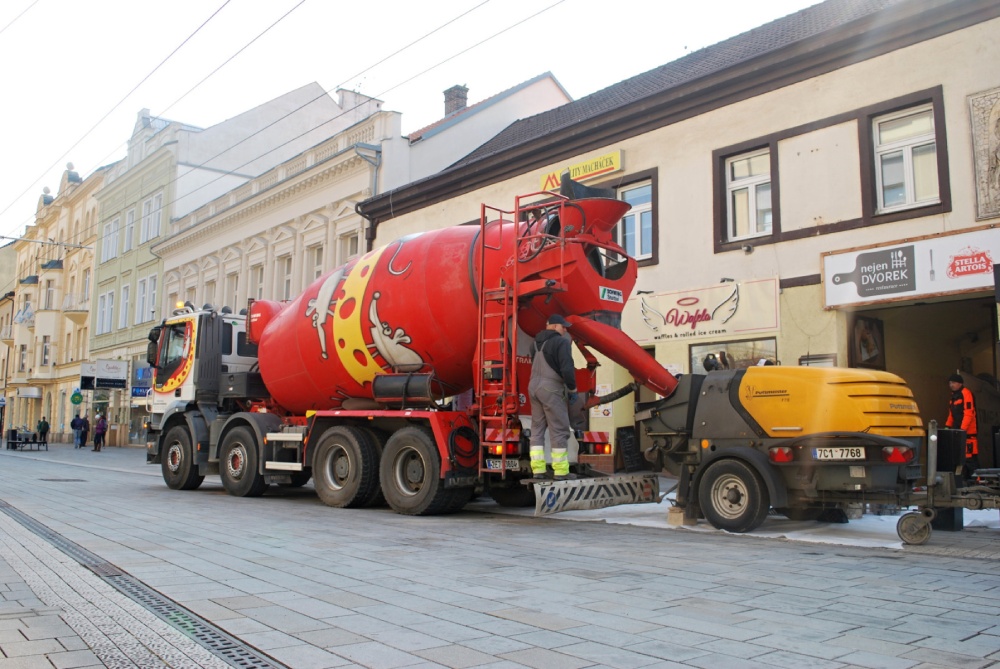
<box><xmin>530</xmin><ymin>473</ymin><xmax>662</xmax><ymax>516</ymax></box>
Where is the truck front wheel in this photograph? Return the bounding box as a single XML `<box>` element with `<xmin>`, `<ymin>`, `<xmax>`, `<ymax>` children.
<box><xmin>380</xmin><ymin>426</ymin><xmax>457</xmax><ymax>515</ymax></box>
<box><xmin>699</xmin><ymin>460</ymin><xmax>769</xmax><ymax>533</ymax></box>
<box><xmin>220</xmin><ymin>427</ymin><xmax>269</xmax><ymax>497</ymax></box>
<box><xmin>314</xmin><ymin>426</ymin><xmax>379</xmax><ymax>508</ymax></box>
<box><xmin>161</xmin><ymin>426</ymin><xmax>204</xmax><ymax>490</ymax></box>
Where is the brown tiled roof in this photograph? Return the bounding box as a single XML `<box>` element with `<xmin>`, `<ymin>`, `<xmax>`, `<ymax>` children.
<box><xmin>451</xmin><ymin>0</ymin><xmax>908</xmax><ymax>167</ymax></box>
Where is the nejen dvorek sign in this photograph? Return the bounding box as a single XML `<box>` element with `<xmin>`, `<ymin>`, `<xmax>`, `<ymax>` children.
<box><xmin>823</xmin><ymin>226</ymin><xmax>1000</xmax><ymax>308</ymax></box>
<box><xmin>622</xmin><ymin>278</ymin><xmax>780</xmax><ymax>345</ymax></box>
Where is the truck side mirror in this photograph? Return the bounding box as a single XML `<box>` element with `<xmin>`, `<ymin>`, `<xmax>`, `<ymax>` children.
<box><xmin>146</xmin><ymin>340</ymin><xmax>159</xmax><ymax>368</ymax></box>
<box><xmin>147</xmin><ymin>326</ymin><xmax>162</xmax><ymax>343</ymax></box>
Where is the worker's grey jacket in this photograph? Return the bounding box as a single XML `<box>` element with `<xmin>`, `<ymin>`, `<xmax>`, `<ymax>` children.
<box><xmin>530</xmin><ymin>330</ymin><xmax>576</xmax><ymax>391</ymax></box>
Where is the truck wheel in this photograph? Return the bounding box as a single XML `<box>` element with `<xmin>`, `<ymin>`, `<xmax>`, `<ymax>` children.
<box><xmin>161</xmin><ymin>426</ymin><xmax>204</xmax><ymax>490</ymax></box>
<box><xmin>380</xmin><ymin>426</ymin><xmax>453</xmax><ymax>515</ymax></box>
<box><xmin>699</xmin><ymin>460</ymin><xmax>770</xmax><ymax>533</ymax></box>
<box><xmin>313</xmin><ymin>426</ymin><xmax>379</xmax><ymax>508</ymax></box>
<box><xmin>356</xmin><ymin>427</ymin><xmax>388</xmax><ymax>507</ymax></box>
<box><xmin>489</xmin><ymin>483</ymin><xmax>536</xmax><ymax>508</ymax></box>
<box><xmin>220</xmin><ymin>427</ymin><xmax>269</xmax><ymax>497</ymax></box>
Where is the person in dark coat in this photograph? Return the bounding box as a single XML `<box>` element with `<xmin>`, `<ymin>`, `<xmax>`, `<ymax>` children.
<box><xmin>71</xmin><ymin>414</ymin><xmax>83</xmax><ymax>448</ymax></box>
<box><xmin>80</xmin><ymin>414</ymin><xmax>90</xmax><ymax>449</ymax></box>
<box><xmin>93</xmin><ymin>414</ymin><xmax>107</xmax><ymax>452</ymax></box>
<box><xmin>528</xmin><ymin>314</ymin><xmax>578</xmax><ymax>480</ymax></box>
<box><xmin>36</xmin><ymin>417</ymin><xmax>49</xmax><ymax>445</ymax></box>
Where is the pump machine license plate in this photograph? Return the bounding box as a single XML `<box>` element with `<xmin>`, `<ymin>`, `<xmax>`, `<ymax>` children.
<box><xmin>485</xmin><ymin>458</ymin><xmax>520</xmax><ymax>471</ymax></box>
<box><xmin>813</xmin><ymin>447</ymin><xmax>865</xmax><ymax>461</ymax></box>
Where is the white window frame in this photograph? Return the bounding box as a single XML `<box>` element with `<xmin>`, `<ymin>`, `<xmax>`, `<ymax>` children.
<box><xmin>44</xmin><ymin>280</ymin><xmax>55</xmax><ymax>310</ymax></box>
<box><xmin>41</xmin><ymin>336</ymin><xmax>51</xmax><ymax>366</ymax></box>
<box><xmin>250</xmin><ymin>265</ymin><xmax>264</xmax><ymax>301</ymax></box>
<box><xmin>309</xmin><ymin>245</ymin><xmax>324</xmax><ymax>281</ymax></box>
<box><xmin>140</xmin><ymin>193</ymin><xmax>163</xmax><ymax>243</ymax></box>
<box><xmin>615</xmin><ymin>181</ymin><xmax>653</xmax><ymax>260</ymax></box>
<box><xmin>278</xmin><ymin>255</ymin><xmax>292</xmax><ymax>300</ymax></box>
<box><xmin>226</xmin><ymin>273</ymin><xmax>239</xmax><ymax>311</ymax></box>
<box><xmin>19</xmin><ymin>345</ymin><xmax>27</xmax><ymax>372</ymax></box>
<box><xmin>725</xmin><ymin>149</ymin><xmax>772</xmax><ymax>242</ymax></box>
<box><xmin>97</xmin><ymin>291</ymin><xmax>115</xmax><ymax>335</ymax></box>
<box><xmin>119</xmin><ymin>284</ymin><xmax>131</xmax><ymax>330</ymax></box>
<box><xmin>204</xmin><ymin>280</ymin><xmax>216</xmax><ymax>308</ymax></box>
<box><xmin>135</xmin><ymin>279</ymin><xmax>147</xmax><ymax>326</ymax></box>
<box><xmin>339</xmin><ymin>233</ymin><xmax>359</xmax><ymax>265</ymax></box>
<box><xmin>148</xmin><ymin>275</ymin><xmax>157</xmax><ymax>321</ymax></box>
<box><xmin>873</xmin><ymin>104</ymin><xmax>938</xmax><ymax>213</ymax></box>
<box><xmin>123</xmin><ymin>209</ymin><xmax>135</xmax><ymax>252</ymax></box>
<box><xmin>103</xmin><ymin>218</ymin><xmax>120</xmax><ymax>261</ymax></box>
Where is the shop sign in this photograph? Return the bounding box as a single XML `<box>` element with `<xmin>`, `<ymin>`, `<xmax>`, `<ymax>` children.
<box><xmin>80</xmin><ymin>360</ymin><xmax>129</xmax><ymax>390</ymax></box>
<box><xmin>622</xmin><ymin>278</ymin><xmax>779</xmax><ymax>345</ymax></box>
<box><xmin>540</xmin><ymin>151</ymin><xmax>622</xmax><ymax>191</ymax></box>
<box><xmin>16</xmin><ymin>387</ymin><xmax>41</xmax><ymax>398</ymax></box>
<box><xmin>823</xmin><ymin>227</ymin><xmax>1000</xmax><ymax>308</ymax></box>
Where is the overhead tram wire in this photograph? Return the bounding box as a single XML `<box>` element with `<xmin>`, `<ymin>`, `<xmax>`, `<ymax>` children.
<box><xmin>2</xmin><ymin>0</ymin><xmax>489</xmax><ymax>244</ymax></box>
<box><xmin>116</xmin><ymin>0</ymin><xmax>565</xmax><ymax>228</ymax></box>
<box><xmin>0</xmin><ymin>0</ymin><xmax>233</xmax><ymax>230</ymax></box>
<box><xmin>0</xmin><ymin>0</ymin><xmax>41</xmax><ymax>39</ymax></box>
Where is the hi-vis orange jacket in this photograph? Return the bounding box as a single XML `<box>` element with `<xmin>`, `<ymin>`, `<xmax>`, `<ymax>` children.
<box><xmin>946</xmin><ymin>386</ymin><xmax>978</xmax><ymax>455</ymax></box>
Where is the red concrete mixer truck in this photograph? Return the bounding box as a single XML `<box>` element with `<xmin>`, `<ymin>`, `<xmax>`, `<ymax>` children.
<box><xmin>145</xmin><ymin>176</ymin><xmax>936</xmax><ymax>536</ymax></box>
<box><xmin>144</xmin><ymin>176</ymin><xmax>676</xmax><ymax>515</ymax></box>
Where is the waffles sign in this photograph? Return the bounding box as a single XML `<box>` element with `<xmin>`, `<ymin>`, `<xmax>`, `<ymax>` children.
<box><xmin>622</xmin><ymin>278</ymin><xmax>779</xmax><ymax>344</ymax></box>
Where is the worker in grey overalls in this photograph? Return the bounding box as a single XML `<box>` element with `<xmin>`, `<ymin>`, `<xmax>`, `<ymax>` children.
<box><xmin>528</xmin><ymin>314</ymin><xmax>577</xmax><ymax>479</ymax></box>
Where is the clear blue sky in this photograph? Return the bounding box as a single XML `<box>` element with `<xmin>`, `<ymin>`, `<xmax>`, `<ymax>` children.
<box><xmin>0</xmin><ymin>0</ymin><xmax>818</xmax><ymax>240</ymax></box>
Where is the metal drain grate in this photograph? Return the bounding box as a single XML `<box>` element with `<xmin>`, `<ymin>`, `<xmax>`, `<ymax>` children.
<box><xmin>0</xmin><ymin>501</ymin><xmax>288</xmax><ymax>668</ymax></box>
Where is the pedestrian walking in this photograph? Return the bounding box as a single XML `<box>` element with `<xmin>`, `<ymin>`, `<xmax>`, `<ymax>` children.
<box><xmin>36</xmin><ymin>417</ymin><xmax>49</xmax><ymax>445</ymax></box>
<box><xmin>93</xmin><ymin>414</ymin><xmax>107</xmax><ymax>452</ymax></box>
<box><xmin>528</xmin><ymin>314</ymin><xmax>578</xmax><ymax>480</ymax></box>
<box><xmin>71</xmin><ymin>413</ymin><xmax>83</xmax><ymax>448</ymax></box>
<box><xmin>946</xmin><ymin>373</ymin><xmax>980</xmax><ymax>477</ymax></box>
<box><xmin>80</xmin><ymin>414</ymin><xmax>90</xmax><ymax>450</ymax></box>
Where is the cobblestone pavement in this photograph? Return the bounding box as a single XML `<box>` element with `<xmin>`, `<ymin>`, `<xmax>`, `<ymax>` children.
<box><xmin>0</xmin><ymin>440</ymin><xmax>996</xmax><ymax>668</ymax></box>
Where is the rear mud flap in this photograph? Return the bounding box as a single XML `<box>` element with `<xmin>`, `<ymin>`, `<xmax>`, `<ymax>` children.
<box><xmin>533</xmin><ymin>474</ymin><xmax>661</xmax><ymax>516</ymax></box>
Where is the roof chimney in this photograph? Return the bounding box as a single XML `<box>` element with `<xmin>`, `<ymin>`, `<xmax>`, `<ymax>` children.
<box><xmin>444</xmin><ymin>85</ymin><xmax>468</xmax><ymax>116</ymax></box>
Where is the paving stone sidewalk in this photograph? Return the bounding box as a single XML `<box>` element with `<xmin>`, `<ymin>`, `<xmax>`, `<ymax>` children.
<box><xmin>0</xmin><ymin>508</ymin><xmax>231</xmax><ymax>668</ymax></box>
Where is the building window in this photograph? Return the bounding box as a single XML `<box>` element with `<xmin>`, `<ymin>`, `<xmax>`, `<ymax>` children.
<box><xmin>119</xmin><ymin>284</ymin><xmax>131</xmax><ymax>329</ymax></box>
<box><xmin>204</xmin><ymin>280</ymin><xmax>216</xmax><ymax>308</ymax></box>
<box><xmin>44</xmin><ymin>280</ymin><xmax>55</xmax><ymax>310</ymax></box>
<box><xmin>148</xmin><ymin>275</ymin><xmax>157</xmax><ymax>321</ymax></box>
<box><xmin>277</xmin><ymin>256</ymin><xmax>292</xmax><ymax>300</ymax></box>
<box><xmin>103</xmin><ymin>218</ymin><xmax>120</xmax><ymax>261</ymax></box>
<box><xmin>124</xmin><ymin>209</ymin><xmax>135</xmax><ymax>251</ymax></box>
<box><xmin>41</xmin><ymin>336</ymin><xmax>51</xmax><ymax>366</ymax></box>
<box><xmin>309</xmin><ymin>245</ymin><xmax>324</xmax><ymax>281</ymax></box>
<box><xmin>250</xmin><ymin>265</ymin><xmax>264</xmax><ymax>300</ymax></box>
<box><xmin>141</xmin><ymin>193</ymin><xmax>162</xmax><ymax>243</ymax></box>
<box><xmin>340</xmin><ymin>233</ymin><xmax>359</xmax><ymax>264</ymax></box>
<box><xmin>226</xmin><ymin>273</ymin><xmax>239</xmax><ymax>311</ymax></box>
<box><xmin>65</xmin><ymin>333</ymin><xmax>71</xmax><ymax>363</ymax></box>
<box><xmin>135</xmin><ymin>279</ymin><xmax>146</xmax><ymax>325</ymax></box>
<box><xmin>19</xmin><ymin>345</ymin><xmax>27</xmax><ymax>372</ymax></box>
<box><xmin>83</xmin><ymin>269</ymin><xmax>90</xmax><ymax>298</ymax></box>
<box><xmin>726</xmin><ymin>150</ymin><xmax>771</xmax><ymax>241</ymax></box>
<box><xmin>615</xmin><ymin>182</ymin><xmax>653</xmax><ymax>260</ymax></box>
<box><xmin>96</xmin><ymin>291</ymin><xmax>115</xmax><ymax>335</ymax></box>
<box><xmin>873</xmin><ymin>105</ymin><xmax>938</xmax><ymax>213</ymax></box>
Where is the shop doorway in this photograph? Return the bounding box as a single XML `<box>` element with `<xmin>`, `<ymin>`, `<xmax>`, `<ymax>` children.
<box><xmin>855</xmin><ymin>296</ymin><xmax>998</xmax><ymax>468</ymax></box>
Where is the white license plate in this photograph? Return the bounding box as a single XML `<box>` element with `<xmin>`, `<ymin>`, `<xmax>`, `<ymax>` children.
<box><xmin>813</xmin><ymin>446</ymin><xmax>865</xmax><ymax>461</ymax></box>
<box><xmin>485</xmin><ymin>458</ymin><xmax>520</xmax><ymax>471</ymax></box>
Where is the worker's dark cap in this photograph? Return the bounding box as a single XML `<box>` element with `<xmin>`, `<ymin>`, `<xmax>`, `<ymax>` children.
<box><xmin>547</xmin><ymin>314</ymin><xmax>570</xmax><ymax>327</ymax></box>
<box><xmin>948</xmin><ymin>373</ymin><xmax>964</xmax><ymax>384</ymax></box>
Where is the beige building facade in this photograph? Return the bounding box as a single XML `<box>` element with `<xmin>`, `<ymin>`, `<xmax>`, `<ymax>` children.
<box><xmin>360</xmin><ymin>1</ymin><xmax>1000</xmax><ymax>468</ymax></box>
<box><xmin>2</xmin><ymin>166</ymin><xmax>102</xmax><ymax>441</ymax></box>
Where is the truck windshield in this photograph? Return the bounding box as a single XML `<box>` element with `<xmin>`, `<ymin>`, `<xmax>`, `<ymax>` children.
<box><xmin>156</xmin><ymin>321</ymin><xmax>192</xmax><ymax>386</ymax></box>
